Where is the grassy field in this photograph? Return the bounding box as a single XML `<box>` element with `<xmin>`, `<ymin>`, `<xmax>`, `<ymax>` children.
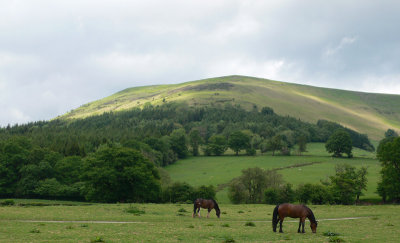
<box><xmin>60</xmin><ymin>75</ymin><xmax>400</xmax><ymax>140</ymax></box>
<box><xmin>0</xmin><ymin>201</ymin><xmax>399</xmax><ymax>242</ymax></box>
<box><xmin>166</xmin><ymin>143</ymin><xmax>381</xmax><ymax>203</ymax></box>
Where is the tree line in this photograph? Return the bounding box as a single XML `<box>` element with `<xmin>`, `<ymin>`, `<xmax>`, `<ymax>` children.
<box><xmin>0</xmin><ymin>102</ymin><xmax>376</xmax><ymax>203</ymax></box>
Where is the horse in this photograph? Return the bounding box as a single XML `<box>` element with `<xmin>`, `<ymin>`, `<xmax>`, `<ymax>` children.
<box><xmin>193</xmin><ymin>198</ymin><xmax>220</xmax><ymax>218</ymax></box>
<box><xmin>272</xmin><ymin>203</ymin><xmax>318</xmax><ymax>233</ymax></box>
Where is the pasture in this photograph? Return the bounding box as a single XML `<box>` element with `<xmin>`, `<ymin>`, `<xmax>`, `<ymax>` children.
<box><xmin>0</xmin><ymin>201</ymin><xmax>399</xmax><ymax>242</ymax></box>
<box><xmin>166</xmin><ymin>143</ymin><xmax>380</xmax><ymax>203</ymax></box>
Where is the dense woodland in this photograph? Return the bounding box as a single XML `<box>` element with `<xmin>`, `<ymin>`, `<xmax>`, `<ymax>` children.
<box><xmin>0</xmin><ymin>102</ymin><xmax>377</xmax><ymax>202</ymax></box>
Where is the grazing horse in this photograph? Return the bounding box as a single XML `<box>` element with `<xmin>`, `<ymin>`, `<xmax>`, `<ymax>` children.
<box><xmin>272</xmin><ymin>203</ymin><xmax>318</xmax><ymax>233</ymax></box>
<box><xmin>193</xmin><ymin>198</ymin><xmax>220</xmax><ymax>218</ymax></box>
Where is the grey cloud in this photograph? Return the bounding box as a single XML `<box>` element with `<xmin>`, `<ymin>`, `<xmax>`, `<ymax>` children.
<box><xmin>1</xmin><ymin>0</ymin><xmax>400</xmax><ymax>126</ymax></box>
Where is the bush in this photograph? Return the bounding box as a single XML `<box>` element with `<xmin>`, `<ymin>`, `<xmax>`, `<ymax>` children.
<box><xmin>264</xmin><ymin>184</ymin><xmax>295</xmax><ymax>204</ymax></box>
<box><xmin>244</xmin><ymin>222</ymin><xmax>256</xmax><ymax>227</ymax></box>
<box><xmin>0</xmin><ymin>199</ymin><xmax>15</xmax><ymax>206</ymax></box>
<box><xmin>296</xmin><ymin>183</ymin><xmax>332</xmax><ymax>204</ymax></box>
<box><xmin>162</xmin><ymin>182</ymin><xmax>216</xmax><ymax>203</ymax></box>
<box><xmin>264</xmin><ymin>188</ymin><xmax>278</xmax><ymax>204</ymax></box>
<box><xmin>246</xmin><ymin>148</ymin><xmax>256</xmax><ymax>156</ymax></box>
<box><xmin>124</xmin><ymin>206</ymin><xmax>145</xmax><ymax>215</ymax></box>
<box><xmin>193</xmin><ymin>185</ymin><xmax>216</xmax><ymax>200</ymax></box>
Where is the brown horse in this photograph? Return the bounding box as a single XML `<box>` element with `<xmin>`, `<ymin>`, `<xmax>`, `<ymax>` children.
<box><xmin>272</xmin><ymin>203</ymin><xmax>318</xmax><ymax>233</ymax></box>
<box><xmin>193</xmin><ymin>198</ymin><xmax>220</xmax><ymax>218</ymax></box>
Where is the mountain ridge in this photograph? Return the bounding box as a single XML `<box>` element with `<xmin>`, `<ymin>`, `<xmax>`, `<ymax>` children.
<box><xmin>59</xmin><ymin>75</ymin><xmax>400</xmax><ymax>140</ymax></box>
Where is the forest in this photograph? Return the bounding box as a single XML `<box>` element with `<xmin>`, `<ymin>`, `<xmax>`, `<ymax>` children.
<box><xmin>0</xmin><ymin>102</ymin><xmax>375</xmax><ymax>202</ymax></box>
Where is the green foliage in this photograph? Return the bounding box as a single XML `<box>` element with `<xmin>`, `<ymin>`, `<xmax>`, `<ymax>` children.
<box><xmin>264</xmin><ymin>183</ymin><xmax>295</xmax><ymax>204</ymax></box>
<box><xmin>90</xmin><ymin>236</ymin><xmax>105</xmax><ymax>243</ymax></box>
<box><xmin>245</xmin><ymin>221</ymin><xmax>256</xmax><ymax>227</ymax></box>
<box><xmin>328</xmin><ymin>164</ymin><xmax>368</xmax><ymax>204</ymax></box>
<box><xmin>124</xmin><ymin>205</ymin><xmax>145</xmax><ymax>215</ymax></box>
<box><xmin>161</xmin><ymin>182</ymin><xmax>215</xmax><ymax>203</ymax></box>
<box><xmin>169</xmin><ymin>129</ymin><xmax>188</xmax><ymax>159</ymax></box>
<box><xmin>228</xmin><ymin>167</ymin><xmax>284</xmax><ymax>204</ymax></box>
<box><xmin>384</xmin><ymin>129</ymin><xmax>398</xmax><ymax>138</ymax></box>
<box><xmin>228</xmin><ymin>131</ymin><xmax>250</xmax><ymax>155</ymax></box>
<box><xmin>377</xmin><ymin>136</ymin><xmax>400</xmax><ymax>202</ymax></box>
<box><xmin>189</xmin><ymin>129</ymin><xmax>203</xmax><ymax>156</ymax></box>
<box><xmin>325</xmin><ymin>130</ymin><xmax>353</xmax><ymax>158</ymax></box>
<box><xmin>82</xmin><ymin>146</ymin><xmax>161</xmax><ymax>203</ymax></box>
<box><xmin>296</xmin><ymin>183</ymin><xmax>332</xmax><ymax>204</ymax></box>
<box><xmin>203</xmin><ymin>135</ymin><xmax>227</xmax><ymax>156</ymax></box>
<box><xmin>0</xmin><ymin>199</ymin><xmax>15</xmax><ymax>206</ymax></box>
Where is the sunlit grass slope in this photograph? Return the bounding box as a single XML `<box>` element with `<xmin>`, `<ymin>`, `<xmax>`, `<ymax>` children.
<box><xmin>60</xmin><ymin>75</ymin><xmax>400</xmax><ymax>140</ymax></box>
<box><xmin>165</xmin><ymin>143</ymin><xmax>380</xmax><ymax>204</ymax></box>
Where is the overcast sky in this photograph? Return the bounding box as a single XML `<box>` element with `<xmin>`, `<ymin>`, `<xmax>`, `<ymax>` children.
<box><xmin>1</xmin><ymin>0</ymin><xmax>400</xmax><ymax>126</ymax></box>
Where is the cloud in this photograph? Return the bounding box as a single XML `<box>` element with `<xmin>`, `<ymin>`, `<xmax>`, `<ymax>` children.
<box><xmin>324</xmin><ymin>36</ymin><xmax>358</xmax><ymax>56</ymax></box>
<box><xmin>1</xmin><ymin>0</ymin><xmax>400</xmax><ymax>126</ymax></box>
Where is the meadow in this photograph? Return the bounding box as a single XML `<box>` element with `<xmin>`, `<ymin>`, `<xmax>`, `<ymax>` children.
<box><xmin>166</xmin><ymin>143</ymin><xmax>380</xmax><ymax>203</ymax></box>
<box><xmin>0</xmin><ymin>143</ymin><xmax>397</xmax><ymax>242</ymax></box>
<box><xmin>0</xmin><ymin>201</ymin><xmax>399</xmax><ymax>242</ymax></box>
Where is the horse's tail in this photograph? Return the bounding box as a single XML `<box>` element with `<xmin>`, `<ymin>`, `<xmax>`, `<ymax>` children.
<box><xmin>272</xmin><ymin>204</ymin><xmax>279</xmax><ymax>232</ymax></box>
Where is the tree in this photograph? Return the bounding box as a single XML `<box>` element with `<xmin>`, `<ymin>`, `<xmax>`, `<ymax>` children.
<box><xmin>228</xmin><ymin>131</ymin><xmax>250</xmax><ymax>156</ymax></box>
<box><xmin>296</xmin><ymin>135</ymin><xmax>307</xmax><ymax>155</ymax></box>
<box><xmin>268</xmin><ymin>135</ymin><xmax>283</xmax><ymax>156</ymax></box>
<box><xmin>189</xmin><ymin>129</ymin><xmax>203</xmax><ymax>156</ymax></box>
<box><xmin>355</xmin><ymin>166</ymin><xmax>368</xmax><ymax>203</ymax></box>
<box><xmin>228</xmin><ymin>167</ymin><xmax>284</xmax><ymax>204</ymax></box>
<box><xmin>204</xmin><ymin>135</ymin><xmax>227</xmax><ymax>156</ymax></box>
<box><xmin>384</xmin><ymin>129</ymin><xmax>399</xmax><ymax>138</ymax></box>
<box><xmin>328</xmin><ymin>164</ymin><xmax>368</xmax><ymax>204</ymax></box>
<box><xmin>82</xmin><ymin>145</ymin><xmax>161</xmax><ymax>203</ymax></box>
<box><xmin>377</xmin><ymin>136</ymin><xmax>400</xmax><ymax>202</ymax></box>
<box><xmin>325</xmin><ymin>130</ymin><xmax>353</xmax><ymax>158</ymax></box>
<box><xmin>169</xmin><ymin>129</ymin><xmax>188</xmax><ymax>159</ymax></box>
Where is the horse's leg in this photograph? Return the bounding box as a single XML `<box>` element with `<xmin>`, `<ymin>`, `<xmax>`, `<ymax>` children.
<box><xmin>193</xmin><ymin>205</ymin><xmax>197</xmax><ymax>218</ymax></box>
<box><xmin>197</xmin><ymin>208</ymin><xmax>201</xmax><ymax>217</ymax></box>
<box><xmin>301</xmin><ymin>217</ymin><xmax>305</xmax><ymax>233</ymax></box>
<box><xmin>207</xmin><ymin>208</ymin><xmax>212</xmax><ymax>218</ymax></box>
<box><xmin>279</xmin><ymin>217</ymin><xmax>284</xmax><ymax>233</ymax></box>
<box><xmin>297</xmin><ymin>219</ymin><xmax>301</xmax><ymax>233</ymax></box>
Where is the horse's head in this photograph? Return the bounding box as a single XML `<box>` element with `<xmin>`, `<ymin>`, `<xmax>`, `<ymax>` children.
<box><xmin>216</xmin><ymin>208</ymin><xmax>221</xmax><ymax>218</ymax></box>
<box><xmin>310</xmin><ymin>221</ymin><xmax>318</xmax><ymax>233</ymax></box>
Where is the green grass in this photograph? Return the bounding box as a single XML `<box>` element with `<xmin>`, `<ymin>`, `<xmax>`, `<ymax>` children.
<box><xmin>165</xmin><ymin>143</ymin><xmax>380</xmax><ymax>203</ymax></box>
<box><xmin>59</xmin><ymin>75</ymin><xmax>400</xmax><ymax>140</ymax></box>
<box><xmin>0</xmin><ymin>202</ymin><xmax>399</xmax><ymax>242</ymax></box>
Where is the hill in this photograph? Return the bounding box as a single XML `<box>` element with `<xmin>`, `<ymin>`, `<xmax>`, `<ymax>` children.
<box><xmin>60</xmin><ymin>75</ymin><xmax>400</xmax><ymax>140</ymax></box>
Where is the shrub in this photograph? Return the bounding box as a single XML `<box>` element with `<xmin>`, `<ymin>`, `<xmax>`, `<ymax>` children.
<box><xmin>124</xmin><ymin>206</ymin><xmax>145</xmax><ymax>215</ymax></box>
<box><xmin>264</xmin><ymin>183</ymin><xmax>295</xmax><ymax>204</ymax></box>
<box><xmin>0</xmin><ymin>199</ymin><xmax>15</xmax><ymax>206</ymax></box>
<box><xmin>296</xmin><ymin>183</ymin><xmax>332</xmax><ymax>204</ymax></box>
<box><xmin>178</xmin><ymin>208</ymin><xmax>187</xmax><ymax>213</ymax></box>
<box><xmin>223</xmin><ymin>236</ymin><xmax>235</xmax><ymax>243</ymax></box>
<box><xmin>245</xmin><ymin>222</ymin><xmax>256</xmax><ymax>227</ymax></box>
<box><xmin>329</xmin><ymin>236</ymin><xmax>345</xmax><ymax>242</ymax></box>
<box><xmin>90</xmin><ymin>237</ymin><xmax>105</xmax><ymax>243</ymax></box>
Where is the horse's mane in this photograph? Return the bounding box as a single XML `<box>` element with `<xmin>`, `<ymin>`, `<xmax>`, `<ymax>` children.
<box><xmin>303</xmin><ymin>205</ymin><xmax>317</xmax><ymax>224</ymax></box>
<box><xmin>211</xmin><ymin>199</ymin><xmax>220</xmax><ymax>211</ymax></box>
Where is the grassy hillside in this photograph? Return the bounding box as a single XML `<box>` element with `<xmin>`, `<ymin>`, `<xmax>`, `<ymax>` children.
<box><xmin>165</xmin><ymin>143</ymin><xmax>380</xmax><ymax>204</ymax></box>
<box><xmin>60</xmin><ymin>75</ymin><xmax>400</xmax><ymax>140</ymax></box>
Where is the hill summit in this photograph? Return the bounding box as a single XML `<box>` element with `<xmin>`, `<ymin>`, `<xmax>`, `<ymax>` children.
<box><xmin>60</xmin><ymin>75</ymin><xmax>400</xmax><ymax>140</ymax></box>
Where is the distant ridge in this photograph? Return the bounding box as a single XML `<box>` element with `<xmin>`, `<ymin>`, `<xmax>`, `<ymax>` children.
<box><xmin>59</xmin><ymin>75</ymin><xmax>400</xmax><ymax>140</ymax></box>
